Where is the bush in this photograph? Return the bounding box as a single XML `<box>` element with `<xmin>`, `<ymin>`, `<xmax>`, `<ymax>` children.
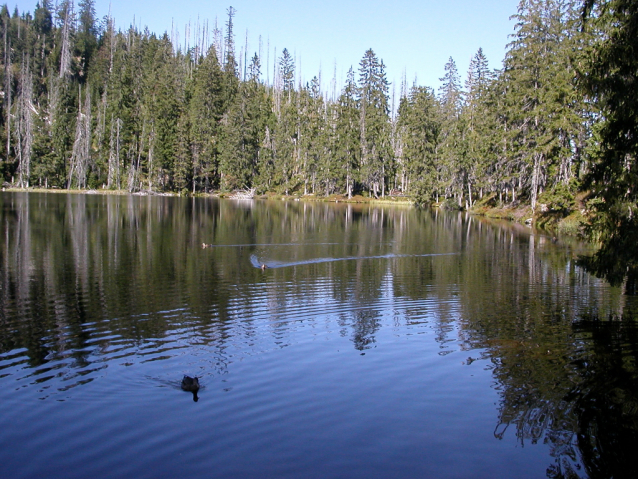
<box><xmin>440</xmin><ymin>197</ymin><xmax>463</xmax><ymax>211</ymax></box>
<box><xmin>538</xmin><ymin>182</ymin><xmax>576</xmax><ymax>213</ymax></box>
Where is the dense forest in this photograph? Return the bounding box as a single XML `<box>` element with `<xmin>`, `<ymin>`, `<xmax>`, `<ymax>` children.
<box><xmin>0</xmin><ymin>1</ymin><xmax>636</xmax><ymax>283</ymax></box>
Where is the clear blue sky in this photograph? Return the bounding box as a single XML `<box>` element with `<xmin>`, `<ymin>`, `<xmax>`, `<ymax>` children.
<box><xmin>12</xmin><ymin>0</ymin><xmax>520</xmax><ymax>96</ymax></box>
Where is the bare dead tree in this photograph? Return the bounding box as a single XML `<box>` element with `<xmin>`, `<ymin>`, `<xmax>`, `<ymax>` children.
<box><xmin>59</xmin><ymin>3</ymin><xmax>72</xmax><ymax>78</ymax></box>
<box><xmin>213</xmin><ymin>17</ymin><xmax>223</xmax><ymax>60</ymax></box>
<box><xmin>47</xmin><ymin>71</ymin><xmax>60</xmax><ymax>130</ymax></box>
<box><xmin>147</xmin><ymin>126</ymin><xmax>156</xmax><ymax>190</ymax></box>
<box><xmin>68</xmin><ymin>86</ymin><xmax>92</xmax><ymax>188</ymax></box>
<box><xmin>107</xmin><ymin>115</ymin><xmax>122</xmax><ymax>189</ymax></box>
<box><xmin>95</xmin><ymin>89</ymin><xmax>107</xmax><ymax>151</ymax></box>
<box><xmin>16</xmin><ymin>58</ymin><xmax>34</xmax><ymax>188</ymax></box>
<box><xmin>128</xmin><ymin>120</ymin><xmax>145</xmax><ymax>192</ymax></box>
<box><xmin>244</xmin><ymin>29</ymin><xmax>248</xmax><ymax>81</ymax></box>
<box><xmin>4</xmin><ymin>29</ymin><xmax>12</xmax><ymax>163</ymax></box>
<box><xmin>108</xmin><ymin>15</ymin><xmax>116</xmax><ymax>73</ymax></box>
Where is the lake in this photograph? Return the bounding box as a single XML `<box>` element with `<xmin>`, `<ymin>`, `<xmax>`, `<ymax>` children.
<box><xmin>1</xmin><ymin>191</ymin><xmax>637</xmax><ymax>478</ymax></box>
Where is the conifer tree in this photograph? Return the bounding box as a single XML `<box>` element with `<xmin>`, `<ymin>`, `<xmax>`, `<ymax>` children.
<box><xmin>437</xmin><ymin>56</ymin><xmax>463</xmax><ymax>204</ymax></box>
<box><xmin>396</xmin><ymin>85</ymin><xmax>440</xmax><ymax>203</ymax></box>
<box><xmin>279</xmin><ymin>48</ymin><xmax>295</xmax><ymax>94</ymax></box>
<box><xmin>462</xmin><ymin>48</ymin><xmax>495</xmax><ymax>203</ymax></box>
<box><xmin>57</xmin><ymin>0</ymin><xmax>73</xmax><ymax>79</ymax></box>
<box><xmin>2</xmin><ymin>6</ymin><xmax>14</xmax><ymax>169</ymax></box>
<box><xmin>272</xmin><ymin>89</ymin><xmax>299</xmax><ymax>195</ymax></box>
<box><xmin>500</xmin><ymin>0</ymin><xmax>584</xmax><ymax>211</ymax></box>
<box><xmin>334</xmin><ymin>67</ymin><xmax>360</xmax><ymax>198</ymax></box>
<box><xmin>219</xmin><ymin>52</ymin><xmax>274</xmax><ymax>191</ymax></box>
<box><xmin>189</xmin><ymin>45</ymin><xmax>226</xmax><ymax>191</ymax></box>
<box><xmin>580</xmin><ymin>0</ymin><xmax>638</xmax><ymax>286</ymax></box>
<box><xmin>76</xmin><ymin>0</ymin><xmax>97</xmax><ymax>79</ymax></box>
<box><xmin>358</xmin><ymin>49</ymin><xmax>390</xmax><ymax>197</ymax></box>
<box><xmin>141</xmin><ymin>34</ymin><xmax>183</xmax><ymax>190</ymax></box>
<box><xmin>295</xmin><ymin>76</ymin><xmax>328</xmax><ymax>195</ymax></box>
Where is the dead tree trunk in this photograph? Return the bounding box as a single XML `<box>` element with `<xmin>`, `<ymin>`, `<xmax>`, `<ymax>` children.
<box><xmin>5</xmin><ymin>30</ymin><xmax>12</xmax><ymax>163</ymax></box>
<box><xmin>59</xmin><ymin>4</ymin><xmax>72</xmax><ymax>78</ymax></box>
<box><xmin>17</xmin><ymin>58</ymin><xmax>34</xmax><ymax>188</ymax></box>
<box><xmin>68</xmin><ymin>87</ymin><xmax>92</xmax><ymax>189</ymax></box>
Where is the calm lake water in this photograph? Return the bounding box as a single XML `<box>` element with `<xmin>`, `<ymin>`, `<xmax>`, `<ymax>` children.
<box><xmin>1</xmin><ymin>191</ymin><xmax>637</xmax><ymax>478</ymax></box>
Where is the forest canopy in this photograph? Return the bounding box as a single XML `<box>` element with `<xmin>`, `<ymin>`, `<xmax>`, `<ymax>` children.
<box><xmin>0</xmin><ymin>0</ymin><xmax>636</xmax><ymax>286</ymax></box>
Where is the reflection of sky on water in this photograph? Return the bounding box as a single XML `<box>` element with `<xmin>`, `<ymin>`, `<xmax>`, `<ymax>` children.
<box><xmin>0</xmin><ymin>192</ymin><xmax>635</xmax><ymax>478</ymax></box>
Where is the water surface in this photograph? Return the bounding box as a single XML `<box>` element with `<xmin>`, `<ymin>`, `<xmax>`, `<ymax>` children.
<box><xmin>1</xmin><ymin>192</ymin><xmax>636</xmax><ymax>478</ymax></box>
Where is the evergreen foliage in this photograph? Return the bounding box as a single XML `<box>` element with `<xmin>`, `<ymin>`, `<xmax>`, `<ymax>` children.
<box><xmin>396</xmin><ymin>85</ymin><xmax>439</xmax><ymax>204</ymax></box>
<box><xmin>579</xmin><ymin>0</ymin><xmax>638</xmax><ymax>287</ymax></box>
<box><xmin>0</xmin><ymin>0</ymin><xmax>634</xmax><ymax>288</ymax></box>
<box><xmin>358</xmin><ymin>49</ymin><xmax>391</xmax><ymax>197</ymax></box>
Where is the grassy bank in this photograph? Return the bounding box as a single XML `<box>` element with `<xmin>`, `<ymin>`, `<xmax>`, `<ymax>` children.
<box><xmin>469</xmin><ymin>192</ymin><xmax>587</xmax><ymax>236</ymax></box>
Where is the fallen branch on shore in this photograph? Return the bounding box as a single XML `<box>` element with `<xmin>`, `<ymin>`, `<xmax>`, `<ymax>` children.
<box><xmin>229</xmin><ymin>188</ymin><xmax>256</xmax><ymax>199</ymax></box>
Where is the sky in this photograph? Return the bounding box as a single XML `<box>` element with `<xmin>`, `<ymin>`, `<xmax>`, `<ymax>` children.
<box><xmin>12</xmin><ymin>0</ymin><xmax>521</xmax><ymax>97</ymax></box>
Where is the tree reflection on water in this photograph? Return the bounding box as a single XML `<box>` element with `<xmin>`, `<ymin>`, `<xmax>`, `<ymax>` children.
<box><xmin>484</xmin><ymin>317</ymin><xmax>638</xmax><ymax>478</ymax></box>
<box><xmin>1</xmin><ymin>192</ymin><xmax>637</xmax><ymax>477</ymax></box>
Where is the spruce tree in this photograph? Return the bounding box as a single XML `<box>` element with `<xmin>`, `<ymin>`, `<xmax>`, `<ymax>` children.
<box><xmin>334</xmin><ymin>67</ymin><xmax>360</xmax><ymax>198</ymax></box>
<box><xmin>279</xmin><ymin>48</ymin><xmax>295</xmax><ymax>94</ymax></box>
<box><xmin>358</xmin><ymin>49</ymin><xmax>391</xmax><ymax>197</ymax></box>
<box><xmin>219</xmin><ymin>53</ymin><xmax>274</xmax><ymax>191</ymax></box>
<box><xmin>437</xmin><ymin>56</ymin><xmax>463</xmax><ymax>205</ymax></box>
<box><xmin>76</xmin><ymin>0</ymin><xmax>97</xmax><ymax>79</ymax></box>
<box><xmin>396</xmin><ymin>85</ymin><xmax>440</xmax><ymax>204</ymax></box>
<box><xmin>580</xmin><ymin>0</ymin><xmax>638</xmax><ymax>286</ymax></box>
<box><xmin>462</xmin><ymin>48</ymin><xmax>496</xmax><ymax>204</ymax></box>
<box><xmin>189</xmin><ymin>45</ymin><xmax>226</xmax><ymax>192</ymax></box>
<box><xmin>500</xmin><ymin>0</ymin><xmax>584</xmax><ymax>211</ymax></box>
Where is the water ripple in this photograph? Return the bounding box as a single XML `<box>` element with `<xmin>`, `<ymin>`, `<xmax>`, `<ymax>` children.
<box><xmin>251</xmin><ymin>252</ymin><xmax>460</xmax><ymax>269</ymax></box>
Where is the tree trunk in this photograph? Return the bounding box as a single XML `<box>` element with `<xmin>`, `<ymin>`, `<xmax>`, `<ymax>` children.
<box><xmin>531</xmin><ymin>152</ymin><xmax>542</xmax><ymax>212</ymax></box>
<box><xmin>5</xmin><ymin>31</ymin><xmax>11</xmax><ymax>163</ymax></box>
<box><xmin>59</xmin><ymin>6</ymin><xmax>72</xmax><ymax>78</ymax></box>
<box><xmin>17</xmin><ymin>59</ymin><xmax>34</xmax><ymax>188</ymax></box>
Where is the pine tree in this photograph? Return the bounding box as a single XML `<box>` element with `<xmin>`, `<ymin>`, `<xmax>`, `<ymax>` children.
<box><xmin>334</xmin><ymin>67</ymin><xmax>360</xmax><ymax>198</ymax></box>
<box><xmin>358</xmin><ymin>49</ymin><xmax>391</xmax><ymax>197</ymax></box>
<box><xmin>76</xmin><ymin>0</ymin><xmax>97</xmax><ymax>79</ymax></box>
<box><xmin>140</xmin><ymin>33</ymin><xmax>183</xmax><ymax>190</ymax></box>
<box><xmin>2</xmin><ymin>6</ymin><xmax>14</xmax><ymax>169</ymax></box>
<box><xmin>57</xmin><ymin>0</ymin><xmax>73</xmax><ymax>79</ymax></box>
<box><xmin>279</xmin><ymin>48</ymin><xmax>295</xmax><ymax>94</ymax></box>
<box><xmin>294</xmin><ymin>76</ymin><xmax>328</xmax><ymax>195</ymax></box>
<box><xmin>500</xmin><ymin>0</ymin><xmax>584</xmax><ymax>211</ymax></box>
<box><xmin>188</xmin><ymin>45</ymin><xmax>226</xmax><ymax>192</ymax></box>
<box><xmin>437</xmin><ymin>56</ymin><xmax>464</xmax><ymax>205</ymax></box>
<box><xmin>579</xmin><ymin>0</ymin><xmax>638</xmax><ymax>286</ymax></box>
<box><xmin>219</xmin><ymin>53</ymin><xmax>274</xmax><ymax>191</ymax></box>
<box><xmin>396</xmin><ymin>85</ymin><xmax>440</xmax><ymax>204</ymax></box>
<box><xmin>462</xmin><ymin>48</ymin><xmax>496</xmax><ymax>204</ymax></box>
<box><xmin>173</xmin><ymin>110</ymin><xmax>192</xmax><ymax>193</ymax></box>
<box><xmin>272</xmin><ymin>90</ymin><xmax>299</xmax><ymax>195</ymax></box>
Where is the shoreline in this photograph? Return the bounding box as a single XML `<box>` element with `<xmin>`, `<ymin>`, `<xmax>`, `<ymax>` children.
<box><xmin>2</xmin><ymin>186</ymin><xmax>585</xmax><ymax>235</ymax></box>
